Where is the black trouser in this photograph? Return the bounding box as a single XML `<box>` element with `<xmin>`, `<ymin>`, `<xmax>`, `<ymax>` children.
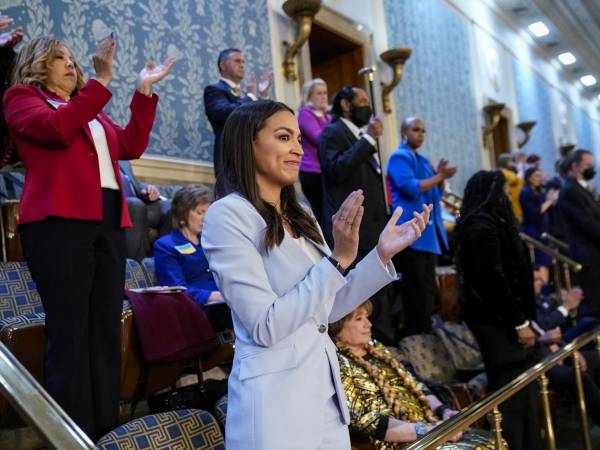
<box><xmin>355</xmin><ymin>248</ymin><xmax>399</xmax><ymax>345</ymax></box>
<box><xmin>394</xmin><ymin>248</ymin><xmax>437</xmax><ymax>336</ymax></box>
<box><xmin>20</xmin><ymin>189</ymin><xmax>126</xmax><ymax>440</ymax></box>
<box><xmin>467</xmin><ymin>320</ymin><xmax>543</xmax><ymax>450</ymax></box>
<box><xmin>299</xmin><ymin>171</ymin><xmax>325</xmax><ymax>229</ymax></box>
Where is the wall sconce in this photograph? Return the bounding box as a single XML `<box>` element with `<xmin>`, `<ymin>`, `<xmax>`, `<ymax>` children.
<box><xmin>380</xmin><ymin>48</ymin><xmax>412</xmax><ymax>113</ymax></box>
<box><xmin>516</xmin><ymin>121</ymin><xmax>536</xmax><ymax>148</ymax></box>
<box><xmin>482</xmin><ymin>102</ymin><xmax>505</xmax><ymax>149</ymax></box>
<box><xmin>282</xmin><ymin>0</ymin><xmax>321</xmax><ymax>82</ymax></box>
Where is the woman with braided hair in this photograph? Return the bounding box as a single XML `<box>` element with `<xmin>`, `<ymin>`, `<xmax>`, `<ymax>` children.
<box><xmin>454</xmin><ymin>170</ymin><xmax>543</xmax><ymax>450</ymax></box>
<box><xmin>329</xmin><ymin>301</ymin><xmax>494</xmax><ymax>449</ymax></box>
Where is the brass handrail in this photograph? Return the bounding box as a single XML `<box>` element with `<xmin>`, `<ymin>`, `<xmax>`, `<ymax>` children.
<box><xmin>405</xmin><ymin>326</ymin><xmax>600</xmax><ymax>450</ymax></box>
<box><xmin>519</xmin><ymin>233</ymin><xmax>581</xmax><ymax>271</ymax></box>
<box><xmin>0</xmin><ymin>341</ymin><xmax>95</xmax><ymax>449</ymax></box>
<box><xmin>541</xmin><ymin>232</ymin><xmax>569</xmax><ymax>251</ymax></box>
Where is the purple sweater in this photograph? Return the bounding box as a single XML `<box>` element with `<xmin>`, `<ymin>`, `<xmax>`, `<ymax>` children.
<box><xmin>298</xmin><ymin>106</ymin><xmax>331</xmax><ymax>173</ymax></box>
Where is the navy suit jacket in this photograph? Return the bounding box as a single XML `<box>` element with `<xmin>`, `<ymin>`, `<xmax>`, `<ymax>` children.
<box><xmin>557</xmin><ymin>177</ymin><xmax>600</xmax><ymax>267</ymax></box>
<box><xmin>203</xmin><ymin>80</ymin><xmax>252</xmax><ymax>178</ymax></box>
<box><xmin>318</xmin><ymin>118</ymin><xmax>388</xmax><ymax>250</ymax></box>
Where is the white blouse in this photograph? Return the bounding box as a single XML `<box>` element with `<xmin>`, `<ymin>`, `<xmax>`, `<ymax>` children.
<box><xmin>88</xmin><ymin>119</ymin><xmax>119</xmax><ymax>190</ymax></box>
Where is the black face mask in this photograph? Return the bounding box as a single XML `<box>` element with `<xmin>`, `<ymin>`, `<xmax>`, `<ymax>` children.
<box><xmin>583</xmin><ymin>167</ymin><xmax>596</xmax><ymax>180</ymax></box>
<box><xmin>350</xmin><ymin>105</ymin><xmax>372</xmax><ymax>128</ymax></box>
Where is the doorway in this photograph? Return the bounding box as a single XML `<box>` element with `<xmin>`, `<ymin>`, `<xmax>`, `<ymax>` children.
<box><xmin>308</xmin><ymin>23</ymin><xmax>365</xmax><ymax>99</ymax></box>
<box><xmin>491</xmin><ymin>116</ymin><xmax>511</xmax><ymax>166</ymax></box>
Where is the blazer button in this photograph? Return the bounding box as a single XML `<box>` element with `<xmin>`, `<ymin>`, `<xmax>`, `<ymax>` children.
<box><xmin>318</xmin><ymin>324</ymin><xmax>327</xmax><ymax>333</ymax></box>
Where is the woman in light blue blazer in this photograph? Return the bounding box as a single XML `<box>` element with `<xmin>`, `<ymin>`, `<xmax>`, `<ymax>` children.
<box><xmin>201</xmin><ymin>100</ymin><xmax>431</xmax><ymax>450</ymax></box>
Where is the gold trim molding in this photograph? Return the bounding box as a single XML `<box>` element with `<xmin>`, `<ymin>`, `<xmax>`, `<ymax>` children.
<box><xmin>130</xmin><ymin>157</ymin><xmax>215</xmax><ymax>186</ymax></box>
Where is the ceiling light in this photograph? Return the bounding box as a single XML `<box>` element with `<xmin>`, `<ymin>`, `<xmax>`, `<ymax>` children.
<box><xmin>528</xmin><ymin>21</ymin><xmax>550</xmax><ymax>37</ymax></box>
<box><xmin>597</xmin><ymin>94</ymin><xmax>600</xmax><ymax>101</ymax></box>
<box><xmin>580</xmin><ymin>75</ymin><xmax>597</xmax><ymax>87</ymax></box>
<box><xmin>558</xmin><ymin>52</ymin><xmax>576</xmax><ymax>65</ymax></box>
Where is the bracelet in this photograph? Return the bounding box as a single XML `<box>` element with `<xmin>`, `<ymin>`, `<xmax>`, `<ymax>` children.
<box><xmin>435</xmin><ymin>404</ymin><xmax>451</xmax><ymax>419</ymax></box>
<box><xmin>327</xmin><ymin>256</ymin><xmax>348</xmax><ymax>276</ymax></box>
<box><xmin>514</xmin><ymin>320</ymin><xmax>530</xmax><ymax>331</ymax></box>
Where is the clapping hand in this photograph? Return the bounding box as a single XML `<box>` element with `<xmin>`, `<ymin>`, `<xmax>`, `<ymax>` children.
<box><xmin>137</xmin><ymin>57</ymin><xmax>176</xmax><ymax>96</ymax></box>
<box><xmin>258</xmin><ymin>72</ymin><xmax>273</xmax><ymax>97</ymax></box>
<box><xmin>330</xmin><ymin>190</ymin><xmax>365</xmax><ymax>269</ymax></box>
<box><xmin>437</xmin><ymin>159</ymin><xmax>457</xmax><ymax>180</ymax></box>
<box><xmin>0</xmin><ymin>15</ymin><xmax>23</xmax><ymax>49</ymax></box>
<box><xmin>376</xmin><ymin>204</ymin><xmax>432</xmax><ymax>265</ymax></box>
<box><xmin>93</xmin><ymin>32</ymin><xmax>116</xmax><ymax>87</ymax></box>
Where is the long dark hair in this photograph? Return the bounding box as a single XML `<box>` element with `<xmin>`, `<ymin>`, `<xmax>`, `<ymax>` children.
<box><xmin>218</xmin><ymin>100</ymin><xmax>324</xmax><ymax>250</ymax></box>
<box><xmin>456</xmin><ymin>170</ymin><xmax>517</xmax><ymax>232</ymax></box>
<box><xmin>454</xmin><ymin>170</ymin><xmax>526</xmax><ymax>268</ymax></box>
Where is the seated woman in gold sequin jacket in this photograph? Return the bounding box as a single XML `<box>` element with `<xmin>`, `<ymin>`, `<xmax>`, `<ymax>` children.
<box><xmin>330</xmin><ymin>301</ymin><xmax>494</xmax><ymax>449</ymax></box>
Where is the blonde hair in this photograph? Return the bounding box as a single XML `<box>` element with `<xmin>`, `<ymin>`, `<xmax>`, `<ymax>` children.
<box><xmin>300</xmin><ymin>78</ymin><xmax>327</xmax><ymax>106</ymax></box>
<box><xmin>328</xmin><ymin>301</ymin><xmax>373</xmax><ymax>340</ymax></box>
<box><xmin>11</xmin><ymin>37</ymin><xmax>85</xmax><ymax>94</ymax></box>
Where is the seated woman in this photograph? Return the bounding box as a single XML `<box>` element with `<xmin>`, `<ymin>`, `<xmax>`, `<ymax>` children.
<box><xmin>154</xmin><ymin>184</ymin><xmax>232</xmax><ymax>331</ymax></box>
<box><xmin>330</xmin><ymin>302</ymin><xmax>493</xmax><ymax>449</ymax></box>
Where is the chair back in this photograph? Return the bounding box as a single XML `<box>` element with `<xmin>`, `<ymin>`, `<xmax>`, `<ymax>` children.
<box><xmin>397</xmin><ymin>334</ymin><xmax>456</xmax><ymax>384</ymax></box>
<box><xmin>141</xmin><ymin>257</ymin><xmax>158</xmax><ymax>286</ymax></box>
<box><xmin>125</xmin><ymin>259</ymin><xmax>149</xmax><ymax>290</ymax></box>
<box><xmin>97</xmin><ymin>409</ymin><xmax>225</xmax><ymax>449</ymax></box>
<box><xmin>0</xmin><ymin>261</ymin><xmax>42</xmax><ymax>319</ymax></box>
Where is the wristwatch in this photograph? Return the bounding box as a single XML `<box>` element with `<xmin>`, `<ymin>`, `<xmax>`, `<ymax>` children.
<box><xmin>327</xmin><ymin>256</ymin><xmax>348</xmax><ymax>276</ymax></box>
<box><xmin>415</xmin><ymin>422</ymin><xmax>428</xmax><ymax>439</ymax></box>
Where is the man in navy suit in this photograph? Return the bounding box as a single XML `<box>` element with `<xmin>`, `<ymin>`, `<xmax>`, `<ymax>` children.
<box><xmin>558</xmin><ymin>149</ymin><xmax>600</xmax><ymax>317</ymax></box>
<box><xmin>204</xmin><ymin>48</ymin><xmax>272</xmax><ymax>182</ymax></box>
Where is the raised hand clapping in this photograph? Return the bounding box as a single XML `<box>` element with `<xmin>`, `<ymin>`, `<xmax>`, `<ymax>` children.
<box><xmin>0</xmin><ymin>16</ymin><xmax>23</xmax><ymax>50</ymax></box>
<box><xmin>136</xmin><ymin>57</ymin><xmax>176</xmax><ymax>96</ymax></box>
<box><xmin>93</xmin><ymin>32</ymin><xmax>116</xmax><ymax>87</ymax></box>
<box><xmin>376</xmin><ymin>204</ymin><xmax>432</xmax><ymax>264</ymax></box>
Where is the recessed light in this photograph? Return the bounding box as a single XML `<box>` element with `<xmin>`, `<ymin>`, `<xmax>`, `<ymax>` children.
<box><xmin>580</xmin><ymin>75</ymin><xmax>597</xmax><ymax>87</ymax></box>
<box><xmin>597</xmin><ymin>93</ymin><xmax>600</xmax><ymax>101</ymax></box>
<box><xmin>528</xmin><ymin>21</ymin><xmax>550</xmax><ymax>37</ymax></box>
<box><xmin>558</xmin><ymin>52</ymin><xmax>576</xmax><ymax>65</ymax></box>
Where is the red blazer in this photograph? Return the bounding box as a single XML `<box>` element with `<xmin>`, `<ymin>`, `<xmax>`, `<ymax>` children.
<box><xmin>3</xmin><ymin>79</ymin><xmax>158</xmax><ymax>227</ymax></box>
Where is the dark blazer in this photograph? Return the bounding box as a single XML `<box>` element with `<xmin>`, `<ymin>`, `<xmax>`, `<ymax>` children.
<box><xmin>456</xmin><ymin>212</ymin><xmax>536</xmax><ymax>332</ymax></box>
<box><xmin>119</xmin><ymin>160</ymin><xmax>144</xmax><ymax>197</ymax></box>
<box><xmin>557</xmin><ymin>177</ymin><xmax>600</xmax><ymax>267</ymax></box>
<box><xmin>203</xmin><ymin>80</ymin><xmax>252</xmax><ymax>177</ymax></box>
<box><xmin>3</xmin><ymin>79</ymin><xmax>158</xmax><ymax>227</ymax></box>
<box><xmin>318</xmin><ymin>118</ymin><xmax>388</xmax><ymax>250</ymax></box>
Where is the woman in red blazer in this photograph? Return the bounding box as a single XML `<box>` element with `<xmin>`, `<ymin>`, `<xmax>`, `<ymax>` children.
<box><xmin>3</xmin><ymin>34</ymin><xmax>173</xmax><ymax>439</ymax></box>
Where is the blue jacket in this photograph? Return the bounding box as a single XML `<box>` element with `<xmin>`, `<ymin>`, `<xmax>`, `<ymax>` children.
<box><xmin>387</xmin><ymin>142</ymin><xmax>447</xmax><ymax>254</ymax></box>
<box><xmin>153</xmin><ymin>229</ymin><xmax>217</xmax><ymax>305</ymax></box>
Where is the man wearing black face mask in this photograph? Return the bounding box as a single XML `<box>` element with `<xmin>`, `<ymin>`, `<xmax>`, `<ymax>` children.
<box><xmin>319</xmin><ymin>86</ymin><xmax>395</xmax><ymax>343</ymax></box>
<box><xmin>557</xmin><ymin>149</ymin><xmax>600</xmax><ymax>317</ymax></box>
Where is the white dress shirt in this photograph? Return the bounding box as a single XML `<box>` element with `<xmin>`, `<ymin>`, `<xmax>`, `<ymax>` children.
<box><xmin>220</xmin><ymin>77</ymin><xmax>257</xmax><ymax>101</ymax></box>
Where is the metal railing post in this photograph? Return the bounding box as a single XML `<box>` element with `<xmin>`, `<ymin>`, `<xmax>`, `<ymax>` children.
<box><xmin>538</xmin><ymin>373</ymin><xmax>556</xmax><ymax>450</ymax></box>
<box><xmin>491</xmin><ymin>407</ymin><xmax>506</xmax><ymax>450</ymax></box>
<box><xmin>572</xmin><ymin>351</ymin><xmax>593</xmax><ymax>450</ymax></box>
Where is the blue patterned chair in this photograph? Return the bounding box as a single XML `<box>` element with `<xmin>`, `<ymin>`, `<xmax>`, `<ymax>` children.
<box><xmin>97</xmin><ymin>409</ymin><xmax>225</xmax><ymax>450</ymax></box>
<box><xmin>397</xmin><ymin>334</ymin><xmax>485</xmax><ymax>408</ymax></box>
<box><xmin>141</xmin><ymin>257</ymin><xmax>158</xmax><ymax>286</ymax></box>
<box><xmin>0</xmin><ymin>261</ymin><xmax>46</xmax><ymax>417</ymax></box>
<box><xmin>213</xmin><ymin>394</ymin><xmax>227</xmax><ymax>431</ymax></box>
